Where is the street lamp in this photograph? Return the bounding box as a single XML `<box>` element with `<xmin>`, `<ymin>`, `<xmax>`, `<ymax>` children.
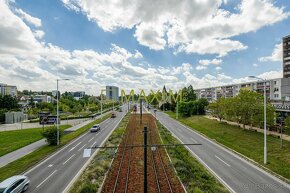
<box><xmin>57</xmin><ymin>78</ymin><xmax>70</xmax><ymax>146</ymax></box>
<box><xmin>248</xmin><ymin>76</ymin><xmax>267</xmax><ymax>164</ymax></box>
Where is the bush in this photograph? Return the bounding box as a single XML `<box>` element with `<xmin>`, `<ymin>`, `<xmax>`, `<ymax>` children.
<box><xmin>42</xmin><ymin>126</ymin><xmax>63</xmax><ymax>145</ymax></box>
<box><xmin>80</xmin><ymin>184</ymin><xmax>96</xmax><ymax>193</ymax></box>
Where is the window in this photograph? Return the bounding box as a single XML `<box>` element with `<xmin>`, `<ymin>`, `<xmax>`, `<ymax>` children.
<box><xmin>274</xmin><ymin>94</ymin><xmax>279</xmax><ymax>98</ymax></box>
<box><xmin>274</xmin><ymin>81</ymin><xmax>277</xmax><ymax>85</ymax></box>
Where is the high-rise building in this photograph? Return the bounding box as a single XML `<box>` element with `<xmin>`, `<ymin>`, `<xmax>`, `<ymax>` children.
<box><xmin>283</xmin><ymin>35</ymin><xmax>290</xmax><ymax>78</ymax></box>
<box><xmin>106</xmin><ymin>86</ymin><xmax>119</xmax><ymax>101</ymax></box>
<box><xmin>0</xmin><ymin>83</ymin><xmax>17</xmax><ymax>97</ymax></box>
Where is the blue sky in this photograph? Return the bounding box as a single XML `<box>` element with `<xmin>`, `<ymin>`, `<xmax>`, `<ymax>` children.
<box><xmin>0</xmin><ymin>0</ymin><xmax>290</xmax><ymax>94</ymax></box>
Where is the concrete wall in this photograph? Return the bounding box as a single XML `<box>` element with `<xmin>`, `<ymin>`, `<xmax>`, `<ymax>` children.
<box><xmin>5</xmin><ymin>112</ymin><xmax>27</xmax><ymax>124</ymax></box>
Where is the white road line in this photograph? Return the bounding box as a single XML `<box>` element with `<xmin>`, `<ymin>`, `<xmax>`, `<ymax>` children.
<box><xmin>88</xmin><ymin>137</ymin><xmax>94</xmax><ymax>142</ymax></box>
<box><xmin>215</xmin><ymin>155</ymin><xmax>231</xmax><ymax>167</ymax></box>
<box><xmin>63</xmin><ymin>154</ymin><xmax>76</xmax><ymax>165</ymax></box>
<box><xmin>48</xmin><ymin>164</ymin><xmax>53</xmax><ymax>168</ymax></box>
<box><xmin>78</xmin><ymin>144</ymin><xmax>87</xmax><ymax>151</ymax></box>
<box><xmin>36</xmin><ymin>170</ymin><xmax>57</xmax><ymax>188</ymax></box>
<box><xmin>69</xmin><ymin>142</ymin><xmax>82</xmax><ymax>152</ymax></box>
<box><xmin>91</xmin><ymin>141</ymin><xmax>97</xmax><ymax>147</ymax></box>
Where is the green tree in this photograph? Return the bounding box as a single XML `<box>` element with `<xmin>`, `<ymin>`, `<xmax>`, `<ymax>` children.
<box><xmin>42</xmin><ymin>126</ymin><xmax>63</xmax><ymax>145</ymax></box>
<box><xmin>187</xmin><ymin>85</ymin><xmax>197</xmax><ymax>101</ymax></box>
<box><xmin>0</xmin><ymin>95</ymin><xmax>20</xmax><ymax>110</ymax></box>
<box><xmin>207</xmin><ymin>97</ymin><xmax>226</xmax><ymax>121</ymax></box>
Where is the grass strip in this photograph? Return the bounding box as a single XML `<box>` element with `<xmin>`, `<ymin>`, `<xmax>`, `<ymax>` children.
<box><xmin>0</xmin><ymin>125</ymin><xmax>71</xmax><ymax>157</ymax></box>
<box><xmin>0</xmin><ymin>114</ymin><xmax>111</xmax><ymax>182</ymax></box>
<box><xmin>69</xmin><ymin>113</ymin><xmax>130</xmax><ymax>193</ymax></box>
<box><xmin>157</xmin><ymin>121</ymin><xmax>229</xmax><ymax>193</ymax></box>
<box><xmin>166</xmin><ymin>112</ymin><xmax>290</xmax><ymax>181</ymax></box>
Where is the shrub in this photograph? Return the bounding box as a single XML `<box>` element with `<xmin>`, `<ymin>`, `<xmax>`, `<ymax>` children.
<box><xmin>42</xmin><ymin>126</ymin><xmax>63</xmax><ymax>145</ymax></box>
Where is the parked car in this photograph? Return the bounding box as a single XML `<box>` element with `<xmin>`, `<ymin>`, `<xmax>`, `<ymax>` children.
<box><xmin>90</xmin><ymin>124</ymin><xmax>100</xmax><ymax>133</ymax></box>
<box><xmin>111</xmin><ymin>112</ymin><xmax>116</xmax><ymax>118</ymax></box>
<box><xmin>0</xmin><ymin>175</ymin><xmax>30</xmax><ymax>193</ymax></box>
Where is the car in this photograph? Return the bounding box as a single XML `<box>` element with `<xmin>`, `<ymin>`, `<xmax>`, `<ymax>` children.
<box><xmin>90</xmin><ymin>124</ymin><xmax>100</xmax><ymax>132</ymax></box>
<box><xmin>0</xmin><ymin>175</ymin><xmax>30</xmax><ymax>193</ymax></box>
<box><xmin>111</xmin><ymin>112</ymin><xmax>116</xmax><ymax>118</ymax></box>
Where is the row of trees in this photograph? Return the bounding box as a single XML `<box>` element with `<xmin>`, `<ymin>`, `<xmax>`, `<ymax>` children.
<box><xmin>207</xmin><ymin>90</ymin><xmax>275</xmax><ymax>128</ymax></box>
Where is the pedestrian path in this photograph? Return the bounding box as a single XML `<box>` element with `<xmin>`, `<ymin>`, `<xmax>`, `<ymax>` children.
<box><xmin>0</xmin><ymin>112</ymin><xmax>110</xmax><ymax>168</ymax></box>
<box><xmin>205</xmin><ymin>115</ymin><xmax>290</xmax><ymax>142</ymax></box>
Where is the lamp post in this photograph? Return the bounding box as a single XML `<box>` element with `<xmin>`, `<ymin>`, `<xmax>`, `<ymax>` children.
<box><xmin>57</xmin><ymin>78</ymin><xmax>70</xmax><ymax>146</ymax></box>
<box><xmin>248</xmin><ymin>76</ymin><xmax>267</xmax><ymax>164</ymax></box>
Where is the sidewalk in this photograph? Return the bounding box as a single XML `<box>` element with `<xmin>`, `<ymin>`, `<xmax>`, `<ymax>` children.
<box><xmin>205</xmin><ymin>115</ymin><xmax>290</xmax><ymax>142</ymax></box>
<box><xmin>0</xmin><ymin>112</ymin><xmax>110</xmax><ymax>168</ymax></box>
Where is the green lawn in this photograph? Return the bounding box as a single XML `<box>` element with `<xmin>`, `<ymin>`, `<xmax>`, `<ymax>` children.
<box><xmin>0</xmin><ymin>114</ymin><xmax>111</xmax><ymax>182</ymax></box>
<box><xmin>0</xmin><ymin>125</ymin><xmax>71</xmax><ymax>157</ymax></box>
<box><xmin>166</xmin><ymin>112</ymin><xmax>290</xmax><ymax>181</ymax></box>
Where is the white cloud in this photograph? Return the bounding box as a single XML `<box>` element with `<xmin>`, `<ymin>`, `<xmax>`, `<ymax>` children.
<box><xmin>216</xmin><ymin>66</ymin><xmax>222</xmax><ymax>71</ymax></box>
<box><xmin>196</xmin><ymin>65</ymin><xmax>207</xmax><ymax>71</ymax></box>
<box><xmin>259</xmin><ymin>43</ymin><xmax>282</xmax><ymax>62</ymax></box>
<box><xmin>199</xmin><ymin>58</ymin><xmax>223</xmax><ymax>66</ymax></box>
<box><xmin>15</xmin><ymin>8</ymin><xmax>42</xmax><ymax>27</ymax></box>
<box><xmin>134</xmin><ymin>50</ymin><xmax>143</xmax><ymax>59</ymax></box>
<box><xmin>62</xmin><ymin>0</ymin><xmax>289</xmax><ymax>56</ymax></box>
<box><xmin>33</xmin><ymin>30</ymin><xmax>45</xmax><ymax>39</ymax></box>
<box><xmin>0</xmin><ymin>0</ymin><xmax>286</xmax><ymax>95</ymax></box>
<box><xmin>253</xmin><ymin>63</ymin><xmax>259</xmax><ymax>67</ymax></box>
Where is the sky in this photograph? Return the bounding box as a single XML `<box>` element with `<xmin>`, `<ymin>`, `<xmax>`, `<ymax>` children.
<box><xmin>0</xmin><ymin>0</ymin><xmax>290</xmax><ymax>95</ymax></box>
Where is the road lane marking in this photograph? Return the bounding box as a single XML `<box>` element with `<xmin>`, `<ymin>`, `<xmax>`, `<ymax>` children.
<box><xmin>69</xmin><ymin>142</ymin><xmax>82</xmax><ymax>152</ymax></box>
<box><xmin>78</xmin><ymin>144</ymin><xmax>87</xmax><ymax>151</ymax></box>
<box><xmin>88</xmin><ymin>137</ymin><xmax>94</xmax><ymax>142</ymax></box>
<box><xmin>36</xmin><ymin>170</ymin><xmax>57</xmax><ymax>188</ymax></box>
<box><xmin>215</xmin><ymin>155</ymin><xmax>231</xmax><ymax>167</ymax></box>
<box><xmin>48</xmin><ymin>164</ymin><xmax>53</xmax><ymax>168</ymax></box>
<box><xmin>63</xmin><ymin>154</ymin><xmax>76</xmax><ymax>165</ymax></box>
<box><xmin>91</xmin><ymin>141</ymin><xmax>97</xmax><ymax>147</ymax></box>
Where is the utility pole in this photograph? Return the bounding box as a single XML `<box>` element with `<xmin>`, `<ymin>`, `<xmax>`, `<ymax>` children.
<box><xmin>176</xmin><ymin>101</ymin><xmax>178</xmax><ymax>119</ymax></box>
<box><xmin>143</xmin><ymin>126</ymin><xmax>148</xmax><ymax>193</ymax></box>
<box><xmin>140</xmin><ymin>99</ymin><xmax>143</xmax><ymax>125</ymax></box>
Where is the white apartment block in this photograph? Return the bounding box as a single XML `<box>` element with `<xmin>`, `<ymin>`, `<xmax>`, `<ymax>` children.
<box><xmin>195</xmin><ymin>78</ymin><xmax>290</xmax><ymax>106</ymax></box>
<box><xmin>0</xmin><ymin>83</ymin><xmax>17</xmax><ymax>97</ymax></box>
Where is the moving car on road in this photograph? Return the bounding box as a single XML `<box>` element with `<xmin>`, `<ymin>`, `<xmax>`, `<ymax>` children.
<box><xmin>90</xmin><ymin>124</ymin><xmax>101</xmax><ymax>133</ymax></box>
<box><xmin>111</xmin><ymin>112</ymin><xmax>116</xmax><ymax>118</ymax></box>
<box><xmin>0</xmin><ymin>175</ymin><xmax>29</xmax><ymax>193</ymax></box>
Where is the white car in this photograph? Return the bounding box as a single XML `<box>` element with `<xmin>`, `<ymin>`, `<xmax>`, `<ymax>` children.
<box><xmin>90</xmin><ymin>124</ymin><xmax>101</xmax><ymax>132</ymax></box>
<box><xmin>0</xmin><ymin>175</ymin><xmax>30</xmax><ymax>193</ymax></box>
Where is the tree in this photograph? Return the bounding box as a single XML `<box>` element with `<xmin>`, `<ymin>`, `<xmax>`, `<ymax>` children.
<box><xmin>42</xmin><ymin>126</ymin><xmax>63</xmax><ymax>145</ymax></box>
<box><xmin>0</xmin><ymin>95</ymin><xmax>20</xmax><ymax>110</ymax></box>
<box><xmin>196</xmin><ymin>98</ymin><xmax>209</xmax><ymax>115</ymax></box>
<box><xmin>187</xmin><ymin>85</ymin><xmax>197</xmax><ymax>101</ymax></box>
<box><xmin>207</xmin><ymin>97</ymin><xmax>226</xmax><ymax>121</ymax></box>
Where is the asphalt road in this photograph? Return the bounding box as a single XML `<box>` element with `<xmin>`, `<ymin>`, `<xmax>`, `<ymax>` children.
<box><xmin>0</xmin><ymin>111</ymin><xmax>111</xmax><ymax>168</ymax></box>
<box><xmin>154</xmin><ymin>110</ymin><xmax>290</xmax><ymax>193</ymax></box>
<box><xmin>24</xmin><ymin>106</ymin><xmax>127</xmax><ymax>193</ymax></box>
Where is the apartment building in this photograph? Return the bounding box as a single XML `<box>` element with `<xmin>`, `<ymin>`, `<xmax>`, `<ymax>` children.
<box><xmin>283</xmin><ymin>35</ymin><xmax>290</xmax><ymax>78</ymax></box>
<box><xmin>195</xmin><ymin>78</ymin><xmax>290</xmax><ymax>103</ymax></box>
<box><xmin>106</xmin><ymin>86</ymin><xmax>119</xmax><ymax>101</ymax></box>
<box><xmin>195</xmin><ymin>78</ymin><xmax>290</xmax><ymax>116</ymax></box>
<box><xmin>0</xmin><ymin>83</ymin><xmax>17</xmax><ymax>97</ymax></box>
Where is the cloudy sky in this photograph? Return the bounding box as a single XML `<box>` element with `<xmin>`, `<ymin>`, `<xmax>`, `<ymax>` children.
<box><xmin>0</xmin><ymin>0</ymin><xmax>289</xmax><ymax>95</ymax></box>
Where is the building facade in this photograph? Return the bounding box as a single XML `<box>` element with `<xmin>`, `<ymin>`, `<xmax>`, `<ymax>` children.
<box><xmin>0</xmin><ymin>83</ymin><xmax>17</xmax><ymax>97</ymax></box>
<box><xmin>195</xmin><ymin>78</ymin><xmax>290</xmax><ymax>117</ymax></box>
<box><xmin>70</xmin><ymin>91</ymin><xmax>85</xmax><ymax>100</ymax></box>
<box><xmin>106</xmin><ymin>86</ymin><xmax>119</xmax><ymax>101</ymax></box>
<box><xmin>283</xmin><ymin>35</ymin><xmax>290</xmax><ymax>78</ymax></box>
<box><xmin>33</xmin><ymin>95</ymin><xmax>52</xmax><ymax>103</ymax></box>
